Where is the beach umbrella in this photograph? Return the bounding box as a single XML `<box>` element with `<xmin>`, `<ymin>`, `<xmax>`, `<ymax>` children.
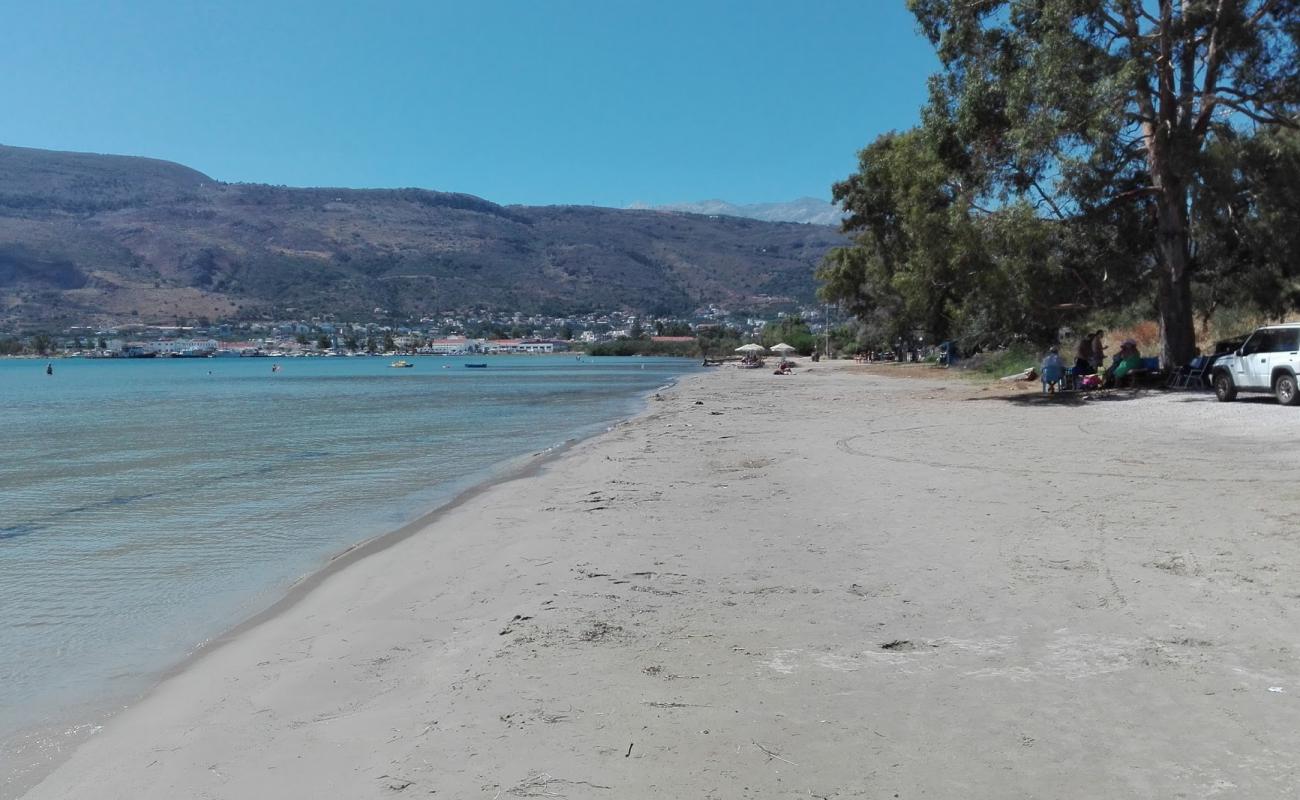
<box><xmin>735</xmin><ymin>343</ymin><xmax>766</xmax><ymax>353</ymax></box>
<box><xmin>771</xmin><ymin>343</ymin><xmax>796</xmax><ymax>357</ymax></box>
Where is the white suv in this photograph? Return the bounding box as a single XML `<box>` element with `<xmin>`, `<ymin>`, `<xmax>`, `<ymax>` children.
<box><xmin>1211</xmin><ymin>323</ymin><xmax>1300</xmax><ymax>405</ymax></box>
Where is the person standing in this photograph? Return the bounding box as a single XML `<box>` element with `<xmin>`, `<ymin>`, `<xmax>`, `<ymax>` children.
<box><xmin>45</xmin><ymin>362</ymin><xmax>53</xmax><ymax>376</ymax></box>
<box><xmin>1074</xmin><ymin>333</ymin><xmax>1095</xmax><ymax>372</ymax></box>
<box><xmin>1091</xmin><ymin>330</ymin><xmax>1106</xmax><ymax>370</ymax></box>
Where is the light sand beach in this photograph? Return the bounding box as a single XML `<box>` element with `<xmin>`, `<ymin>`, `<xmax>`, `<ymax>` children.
<box><xmin>18</xmin><ymin>362</ymin><xmax>1300</xmax><ymax>798</ymax></box>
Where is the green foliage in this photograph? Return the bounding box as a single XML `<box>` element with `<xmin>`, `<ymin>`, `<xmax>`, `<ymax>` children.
<box><xmin>316</xmin><ymin>334</ymin><xmax>332</xmax><ymax>350</ymax></box>
<box><xmin>382</xmin><ymin>332</ymin><xmax>397</xmax><ymax>351</ymax></box>
<box><xmin>819</xmin><ymin>131</ymin><xmax>1094</xmax><ymax>349</ymax></box>
<box><xmin>586</xmin><ymin>339</ymin><xmax>696</xmax><ymax>357</ymax></box>
<box><xmin>655</xmin><ymin>321</ymin><xmax>693</xmax><ymax>336</ymax></box>
<box><xmin>826</xmin><ymin>0</ymin><xmax>1300</xmax><ymax>364</ymax></box>
<box><xmin>0</xmin><ymin>337</ymin><xmax>22</xmax><ymax>355</ymax></box>
<box><xmin>827</xmin><ymin>323</ymin><xmax>859</xmax><ymax>355</ymax></box>
<box><xmin>959</xmin><ymin>344</ymin><xmax>1042</xmax><ymax>379</ymax></box>
<box><xmin>694</xmin><ymin>325</ymin><xmax>743</xmax><ymax>360</ymax></box>
<box><xmin>760</xmin><ymin>316</ymin><xmax>818</xmax><ymax>355</ymax></box>
<box><xmin>1194</xmin><ymin>128</ymin><xmax>1300</xmax><ymax>316</ymax></box>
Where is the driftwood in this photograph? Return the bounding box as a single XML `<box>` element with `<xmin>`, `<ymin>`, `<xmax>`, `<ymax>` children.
<box><xmin>753</xmin><ymin>741</ymin><xmax>800</xmax><ymax>766</ymax></box>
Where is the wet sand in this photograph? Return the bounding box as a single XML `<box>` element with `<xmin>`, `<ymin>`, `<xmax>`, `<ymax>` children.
<box><xmin>18</xmin><ymin>361</ymin><xmax>1300</xmax><ymax>798</ymax></box>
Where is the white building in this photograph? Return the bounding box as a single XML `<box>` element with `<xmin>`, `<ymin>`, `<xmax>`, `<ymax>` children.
<box><xmin>484</xmin><ymin>339</ymin><xmax>555</xmax><ymax>354</ymax></box>
<box><xmin>421</xmin><ymin>336</ymin><xmax>483</xmax><ymax>355</ymax></box>
<box><xmin>151</xmin><ymin>338</ymin><xmax>219</xmax><ymax>355</ymax></box>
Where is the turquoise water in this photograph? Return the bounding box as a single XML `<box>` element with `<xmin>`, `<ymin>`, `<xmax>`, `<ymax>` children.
<box><xmin>0</xmin><ymin>355</ymin><xmax>691</xmax><ymax>786</ymax></box>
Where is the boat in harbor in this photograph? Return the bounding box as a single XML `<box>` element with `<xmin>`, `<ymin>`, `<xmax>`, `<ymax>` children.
<box><xmin>389</xmin><ymin>360</ymin><xmax>414</xmax><ymax>368</ymax></box>
<box><xmin>464</xmin><ymin>363</ymin><xmax>488</xmax><ymax>368</ymax></box>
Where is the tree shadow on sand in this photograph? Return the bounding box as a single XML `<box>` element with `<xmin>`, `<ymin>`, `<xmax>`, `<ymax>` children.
<box><xmin>964</xmin><ymin>390</ymin><xmax>1156</xmax><ymax>406</ymax></box>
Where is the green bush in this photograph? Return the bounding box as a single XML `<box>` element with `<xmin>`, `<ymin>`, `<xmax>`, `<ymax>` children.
<box><xmin>760</xmin><ymin>316</ymin><xmax>818</xmax><ymax>355</ymax></box>
<box><xmin>586</xmin><ymin>339</ymin><xmax>697</xmax><ymax>357</ymax></box>
<box><xmin>958</xmin><ymin>343</ymin><xmax>1042</xmax><ymax>378</ymax></box>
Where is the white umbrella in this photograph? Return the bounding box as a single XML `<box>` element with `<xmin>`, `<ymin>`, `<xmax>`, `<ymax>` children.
<box><xmin>735</xmin><ymin>343</ymin><xmax>766</xmax><ymax>353</ymax></box>
<box><xmin>771</xmin><ymin>342</ymin><xmax>797</xmax><ymax>355</ymax></box>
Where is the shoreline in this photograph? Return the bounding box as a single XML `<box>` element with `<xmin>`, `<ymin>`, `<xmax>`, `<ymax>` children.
<box><xmin>4</xmin><ymin>372</ymin><xmax>682</xmax><ymax>799</ymax></box>
<box><xmin>19</xmin><ymin>360</ymin><xmax>1300</xmax><ymax>798</ymax></box>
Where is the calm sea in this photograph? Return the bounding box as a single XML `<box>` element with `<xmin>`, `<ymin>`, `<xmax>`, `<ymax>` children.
<box><xmin>0</xmin><ymin>354</ymin><xmax>692</xmax><ymax>791</ymax></box>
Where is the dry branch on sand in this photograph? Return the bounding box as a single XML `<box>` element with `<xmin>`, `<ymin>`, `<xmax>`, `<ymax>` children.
<box><xmin>501</xmin><ymin>772</ymin><xmax>612</xmax><ymax>797</ymax></box>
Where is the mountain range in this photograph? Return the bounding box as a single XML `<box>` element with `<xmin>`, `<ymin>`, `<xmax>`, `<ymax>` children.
<box><xmin>0</xmin><ymin>145</ymin><xmax>845</xmax><ymax>329</ymax></box>
<box><xmin>631</xmin><ymin>197</ymin><xmax>845</xmax><ymax>227</ymax></box>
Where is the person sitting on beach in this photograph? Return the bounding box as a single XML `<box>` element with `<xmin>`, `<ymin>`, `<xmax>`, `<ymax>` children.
<box><xmin>1041</xmin><ymin>346</ymin><xmax>1065</xmax><ymax>393</ymax></box>
<box><xmin>1107</xmin><ymin>340</ymin><xmax>1142</xmax><ymax>386</ymax></box>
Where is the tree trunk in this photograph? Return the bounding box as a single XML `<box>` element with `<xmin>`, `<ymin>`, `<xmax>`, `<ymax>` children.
<box><xmin>1157</xmin><ymin>253</ymin><xmax>1197</xmax><ymax>367</ymax></box>
<box><xmin>1154</xmin><ymin>183</ymin><xmax>1197</xmax><ymax>367</ymax></box>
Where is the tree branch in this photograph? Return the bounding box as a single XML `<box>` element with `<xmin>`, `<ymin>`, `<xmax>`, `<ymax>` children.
<box><xmin>1246</xmin><ymin>0</ymin><xmax>1282</xmax><ymax>29</ymax></box>
<box><xmin>1030</xmin><ymin>178</ymin><xmax>1068</xmax><ymax>220</ymax></box>
<box><xmin>1105</xmin><ymin>186</ymin><xmax>1163</xmax><ymax>208</ymax></box>
<box><xmin>1121</xmin><ymin>1</ymin><xmax>1162</xmax><ymax>173</ymax></box>
<box><xmin>1176</xmin><ymin>0</ymin><xmax>1199</xmax><ymax>130</ymax></box>
<box><xmin>1215</xmin><ymin>97</ymin><xmax>1299</xmax><ymax>127</ymax></box>
<box><xmin>1156</xmin><ymin>0</ymin><xmax>1177</xmax><ymax>133</ymax></box>
<box><xmin>1192</xmin><ymin>0</ymin><xmax>1227</xmax><ymax>142</ymax></box>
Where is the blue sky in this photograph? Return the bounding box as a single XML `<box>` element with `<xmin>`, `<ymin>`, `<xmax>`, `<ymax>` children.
<box><xmin>0</xmin><ymin>1</ymin><xmax>937</xmax><ymax>207</ymax></box>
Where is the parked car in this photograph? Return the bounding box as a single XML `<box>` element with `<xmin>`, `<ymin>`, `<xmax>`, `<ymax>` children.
<box><xmin>1209</xmin><ymin>324</ymin><xmax>1300</xmax><ymax>404</ymax></box>
<box><xmin>1193</xmin><ymin>334</ymin><xmax>1251</xmax><ymax>388</ymax></box>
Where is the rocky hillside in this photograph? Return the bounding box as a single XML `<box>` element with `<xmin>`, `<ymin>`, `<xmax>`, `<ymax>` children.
<box><xmin>639</xmin><ymin>197</ymin><xmax>845</xmax><ymax>227</ymax></box>
<box><xmin>0</xmin><ymin>145</ymin><xmax>843</xmax><ymax>327</ymax></box>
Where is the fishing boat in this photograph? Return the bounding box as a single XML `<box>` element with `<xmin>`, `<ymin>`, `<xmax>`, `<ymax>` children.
<box><xmin>464</xmin><ymin>363</ymin><xmax>488</xmax><ymax>369</ymax></box>
<box><xmin>389</xmin><ymin>360</ymin><xmax>414</xmax><ymax>368</ymax></box>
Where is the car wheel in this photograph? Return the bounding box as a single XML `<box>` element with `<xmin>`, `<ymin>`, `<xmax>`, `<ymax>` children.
<box><xmin>1214</xmin><ymin>372</ymin><xmax>1237</xmax><ymax>402</ymax></box>
<box><xmin>1276</xmin><ymin>374</ymin><xmax>1300</xmax><ymax>406</ymax></box>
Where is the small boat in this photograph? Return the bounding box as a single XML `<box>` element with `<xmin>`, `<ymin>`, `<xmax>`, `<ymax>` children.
<box><xmin>389</xmin><ymin>360</ymin><xmax>414</xmax><ymax>368</ymax></box>
<box><xmin>464</xmin><ymin>363</ymin><xmax>488</xmax><ymax>369</ymax></box>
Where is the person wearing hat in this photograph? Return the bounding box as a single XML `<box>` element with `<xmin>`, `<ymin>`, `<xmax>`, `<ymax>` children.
<box><xmin>1107</xmin><ymin>339</ymin><xmax>1142</xmax><ymax>386</ymax></box>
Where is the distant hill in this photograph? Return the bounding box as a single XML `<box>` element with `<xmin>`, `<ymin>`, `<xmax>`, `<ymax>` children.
<box><xmin>0</xmin><ymin>145</ymin><xmax>844</xmax><ymax>328</ymax></box>
<box><xmin>633</xmin><ymin>197</ymin><xmax>845</xmax><ymax>227</ymax></box>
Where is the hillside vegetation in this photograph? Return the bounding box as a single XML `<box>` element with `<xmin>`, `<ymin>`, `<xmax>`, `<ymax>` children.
<box><xmin>0</xmin><ymin>145</ymin><xmax>842</xmax><ymax>327</ymax></box>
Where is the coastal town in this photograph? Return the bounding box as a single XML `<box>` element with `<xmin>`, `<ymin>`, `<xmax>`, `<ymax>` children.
<box><xmin>0</xmin><ymin>304</ymin><xmax>838</xmax><ymax>358</ymax></box>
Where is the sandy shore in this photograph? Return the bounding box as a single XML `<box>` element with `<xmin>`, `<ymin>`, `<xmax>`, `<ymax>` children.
<box><xmin>17</xmin><ymin>362</ymin><xmax>1300</xmax><ymax>798</ymax></box>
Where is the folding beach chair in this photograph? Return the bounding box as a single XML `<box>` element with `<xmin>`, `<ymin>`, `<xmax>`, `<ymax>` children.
<box><xmin>1167</xmin><ymin>356</ymin><xmax>1210</xmax><ymax>389</ymax></box>
<box><xmin>1041</xmin><ymin>362</ymin><xmax>1065</xmax><ymax>393</ymax></box>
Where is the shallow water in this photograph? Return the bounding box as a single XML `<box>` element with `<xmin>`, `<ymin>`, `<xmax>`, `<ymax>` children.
<box><xmin>0</xmin><ymin>354</ymin><xmax>691</xmax><ymax>785</ymax></box>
